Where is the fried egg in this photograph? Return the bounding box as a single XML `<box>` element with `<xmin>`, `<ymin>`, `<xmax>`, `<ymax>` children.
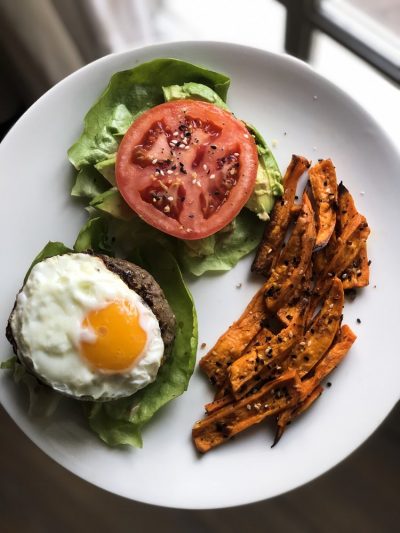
<box><xmin>10</xmin><ymin>253</ymin><xmax>164</xmax><ymax>400</ymax></box>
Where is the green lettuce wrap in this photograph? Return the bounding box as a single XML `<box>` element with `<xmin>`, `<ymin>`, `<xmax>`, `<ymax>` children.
<box><xmin>68</xmin><ymin>58</ymin><xmax>283</xmax><ymax>276</ymax></box>
<box><xmin>2</xmin><ymin>241</ymin><xmax>198</xmax><ymax>448</ymax></box>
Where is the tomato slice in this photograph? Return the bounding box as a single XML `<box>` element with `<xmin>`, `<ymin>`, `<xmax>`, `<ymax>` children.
<box><xmin>116</xmin><ymin>100</ymin><xmax>258</xmax><ymax>239</ymax></box>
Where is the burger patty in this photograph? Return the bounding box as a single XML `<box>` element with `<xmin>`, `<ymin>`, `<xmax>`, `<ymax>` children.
<box><xmin>97</xmin><ymin>254</ymin><xmax>176</xmax><ymax>358</ymax></box>
<box><xmin>6</xmin><ymin>253</ymin><xmax>176</xmax><ymax>364</ymax></box>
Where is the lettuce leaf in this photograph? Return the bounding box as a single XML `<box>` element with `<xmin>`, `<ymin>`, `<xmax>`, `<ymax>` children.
<box><xmin>179</xmin><ymin>209</ymin><xmax>264</xmax><ymax>276</ymax></box>
<box><xmin>68</xmin><ymin>58</ymin><xmax>230</xmax><ymax>169</ymax></box>
<box><xmin>3</xmin><ymin>240</ymin><xmax>197</xmax><ymax>447</ymax></box>
<box><xmin>71</xmin><ymin>166</ymin><xmax>110</xmax><ymax>199</ymax></box>
<box><xmin>1</xmin><ymin>357</ymin><xmax>60</xmax><ymax>417</ymax></box>
<box><xmin>85</xmin><ymin>244</ymin><xmax>198</xmax><ymax>447</ymax></box>
<box><xmin>67</xmin><ymin>60</ymin><xmax>282</xmax><ymax>278</ymax></box>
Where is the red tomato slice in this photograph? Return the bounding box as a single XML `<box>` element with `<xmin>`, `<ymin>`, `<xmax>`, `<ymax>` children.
<box><xmin>116</xmin><ymin>100</ymin><xmax>258</xmax><ymax>240</ymax></box>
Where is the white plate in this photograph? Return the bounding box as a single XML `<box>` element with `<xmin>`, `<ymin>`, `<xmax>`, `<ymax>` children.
<box><xmin>1</xmin><ymin>41</ymin><xmax>399</xmax><ymax>509</ymax></box>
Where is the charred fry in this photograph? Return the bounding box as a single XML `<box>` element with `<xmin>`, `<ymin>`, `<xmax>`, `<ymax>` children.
<box><xmin>273</xmin><ymin>385</ymin><xmax>323</xmax><ymax>446</ymax></box>
<box><xmin>309</xmin><ymin>159</ymin><xmax>338</xmax><ymax>250</ymax></box>
<box><xmin>199</xmin><ymin>288</ymin><xmax>267</xmax><ymax>388</ymax></box>
<box><xmin>264</xmin><ymin>193</ymin><xmax>316</xmax><ymax>313</ymax></box>
<box><xmin>274</xmin><ymin>325</ymin><xmax>356</xmax><ymax>443</ymax></box>
<box><xmin>287</xmin><ymin>278</ymin><xmax>344</xmax><ymax>378</ymax></box>
<box><xmin>193</xmin><ymin>371</ymin><xmax>301</xmax><ymax>453</ymax></box>
<box><xmin>252</xmin><ymin>155</ymin><xmax>311</xmax><ymax>276</ymax></box>
<box><xmin>229</xmin><ymin>299</ymin><xmax>308</xmax><ymax>398</ymax></box>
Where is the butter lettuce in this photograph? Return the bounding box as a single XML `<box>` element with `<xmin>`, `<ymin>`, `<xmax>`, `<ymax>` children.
<box><xmin>68</xmin><ymin>59</ymin><xmax>282</xmax><ymax>276</ymax></box>
<box><xmin>179</xmin><ymin>210</ymin><xmax>264</xmax><ymax>276</ymax></box>
<box><xmin>68</xmin><ymin>59</ymin><xmax>230</xmax><ymax>169</ymax></box>
<box><xmin>2</xmin><ymin>241</ymin><xmax>197</xmax><ymax>448</ymax></box>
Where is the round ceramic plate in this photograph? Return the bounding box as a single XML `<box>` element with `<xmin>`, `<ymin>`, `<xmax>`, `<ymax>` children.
<box><xmin>0</xmin><ymin>41</ymin><xmax>399</xmax><ymax>509</ymax></box>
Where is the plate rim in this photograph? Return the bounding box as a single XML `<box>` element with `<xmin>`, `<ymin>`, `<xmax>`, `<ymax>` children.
<box><xmin>1</xmin><ymin>39</ymin><xmax>399</xmax><ymax>510</ymax></box>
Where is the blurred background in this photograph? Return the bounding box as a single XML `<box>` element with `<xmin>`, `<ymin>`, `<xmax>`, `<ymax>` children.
<box><xmin>0</xmin><ymin>0</ymin><xmax>399</xmax><ymax>531</ymax></box>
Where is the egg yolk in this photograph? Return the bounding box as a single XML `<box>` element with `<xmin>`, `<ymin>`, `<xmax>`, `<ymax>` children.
<box><xmin>80</xmin><ymin>301</ymin><xmax>147</xmax><ymax>372</ymax></box>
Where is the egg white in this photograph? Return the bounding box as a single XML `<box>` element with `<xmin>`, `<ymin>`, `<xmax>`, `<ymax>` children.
<box><xmin>10</xmin><ymin>253</ymin><xmax>164</xmax><ymax>400</ymax></box>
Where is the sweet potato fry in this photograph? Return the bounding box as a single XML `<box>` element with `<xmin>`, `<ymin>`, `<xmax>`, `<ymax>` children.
<box><xmin>192</xmin><ymin>371</ymin><xmax>301</xmax><ymax>453</ymax></box>
<box><xmin>264</xmin><ymin>193</ymin><xmax>316</xmax><ymax>313</ymax></box>
<box><xmin>273</xmin><ymin>385</ymin><xmax>323</xmax><ymax>446</ymax></box>
<box><xmin>309</xmin><ymin>159</ymin><xmax>338</xmax><ymax>250</ymax></box>
<box><xmin>274</xmin><ymin>324</ymin><xmax>356</xmax><ymax>444</ymax></box>
<box><xmin>277</xmin><ymin>262</ymin><xmax>313</xmax><ymax>326</ymax></box>
<box><xmin>252</xmin><ymin>155</ymin><xmax>311</xmax><ymax>276</ymax></box>
<box><xmin>337</xmin><ymin>182</ymin><xmax>358</xmax><ymax>231</ymax></box>
<box><xmin>199</xmin><ymin>288</ymin><xmax>267</xmax><ymax>388</ymax></box>
<box><xmin>229</xmin><ymin>299</ymin><xmax>308</xmax><ymax>398</ymax></box>
<box><xmin>205</xmin><ymin>394</ymin><xmax>234</xmax><ymax>415</ymax></box>
<box><xmin>313</xmin><ymin>231</ymin><xmax>337</xmax><ymax>276</ymax></box>
<box><xmin>342</xmin><ymin>243</ymin><xmax>370</xmax><ymax>289</ymax></box>
<box><xmin>314</xmin><ymin>213</ymin><xmax>370</xmax><ymax>297</ymax></box>
<box><xmin>286</xmin><ymin>278</ymin><xmax>344</xmax><ymax>378</ymax></box>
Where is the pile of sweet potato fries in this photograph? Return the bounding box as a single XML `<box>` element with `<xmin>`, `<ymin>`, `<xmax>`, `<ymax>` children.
<box><xmin>193</xmin><ymin>156</ymin><xmax>370</xmax><ymax>453</ymax></box>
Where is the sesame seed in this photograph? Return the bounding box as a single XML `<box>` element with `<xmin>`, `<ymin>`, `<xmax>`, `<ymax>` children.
<box><xmin>246</xmin><ymin>404</ymin><xmax>251</xmax><ymax>411</ymax></box>
<box><xmin>179</xmin><ymin>143</ymin><xmax>185</xmax><ymax>149</ymax></box>
<box><xmin>230</xmin><ymin>168</ymin><xmax>236</xmax><ymax>175</ymax></box>
<box><xmin>163</xmin><ymin>205</ymin><xmax>170</xmax><ymax>213</ymax></box>
<box><xmin>167</xmin><ymin>196</ymin><xmax>173</xmax><ymax>201</ymax></box>
<box><xmin>234</xmin><ymin>152</ymin><xmax>239</xmax><ymax>157</ymax></box>
<box><xmin>203</xmin><ymin>164</ymin><xmax>208</xmax><ymax>171</ymax></box>
<box><xmin>196</xmin><ymin>181</ymin><xmax>202</xmax><ymax>187</ymax></box>
<box><xmin>173</xmin><ymin>131</ymin><xmax>179</xmax><ymax>136</ymax></box>
<box><xmin>192</xmin><ymin>179</ymin><xmax>196</xmax><ymax>184</ymax></box>
<box><xmin>186</xmin><ymin>228</ymin><xmax>192</xmax><ymax>233</ymax></box>
<box><xmin>244</xmin><ymin>134</ymin><xmax>249</xmax><ymax>138</ymax></box>
<box><xmin>152</xmin><ymin>158</ymin><xmax>158</xmax><ymax>164</ymax></box>
<box><xmin>169</xmin><ymin>143</ymin><xmax>175</xmax><ymax>148</ymax></box>
<box><xmin>152</xmin><ymin>198</ymin><xmax>157</xmax><ymax>202</ymax></box>
<box><xmin>209</xmin><ymin>174</ymin><xmax>216</xmax><ymax>180</ymax></box>
<box><xmin>184</xmin><ymin>145</ymin><xmax>190</xmax><ymax>150</ymax></box>
<box><xmin>166</xmin><ymin>169</ymin><xmax>173</xmax><ymax>175</ymax></box>
<box><xmin>160</xmin><ymin>170</ymin><xmax>165</xmax><ymax>176</ymax></box>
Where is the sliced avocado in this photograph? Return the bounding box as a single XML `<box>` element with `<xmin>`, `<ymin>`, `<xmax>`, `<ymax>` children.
<box><xmin>162</xmin><ymin>83</ymin><xmax>229</xmax><ymax>110</ymax></box>
<box><xmin>95</xmin><ymin>155</ymin><xmax>116</xmax><ymax>186</ymax></box>
<box><xmin>90</xmin><ymin>187</ymin><xmax>133</xmax><ymax>221</ymax></box>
